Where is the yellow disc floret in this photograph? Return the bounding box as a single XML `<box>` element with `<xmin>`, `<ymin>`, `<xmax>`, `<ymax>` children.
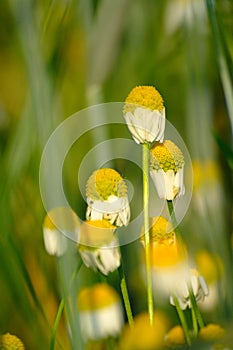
<box><xmin>86</xmin><ymin>168</ymin><xmax>127</xmax><ymax>200</ymax></box>
<box><xmin>140</xmin><ymin>216</ymin><xmax>174</xmax><ymax>244</ymax></box>
<box><xmin>44</xmin><ymin>213</ymin><xmax>56</xmax><ymax>230</ymax></box>
<box><xmin>79</xmin><ymin>220</ymin><xmax>116</xmax><ymax>248</ymax></box>
<box><xmin>77</xmin><ymin>283</ymin><xmax>120</xmax><ymax>311</ymax></box>
<box><xmin>199</xmin><ymin>324</ymin><xmax>225</xmax><ymax>342</ymax></box>
<box><xmin>124</xmin><ymin>86</ymin><xmax>164</xmax><ymax>113</ymax></box>
<box><xmin>0</xmin><ymin>333</ymin><xmax>25</xmax><ymax>350</ymax></box>
<box><xmin>150</xmin><ymin>140</ymin><xmax>184</xmax><ymax>173</ymax></box>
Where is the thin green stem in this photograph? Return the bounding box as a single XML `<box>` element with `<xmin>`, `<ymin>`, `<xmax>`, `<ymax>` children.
<box><xmin>173</xmin><ymin>295</ymin><xmax>191</xmax><ymax>346</ymax></box>
<box><xmin>191</xmin><ymin>306</ymin><xmax>198</xmax><ymax>337</ymax></box>
<box><xmin>142</xmin><ymin>143</ymin><xmax>154</xmax><ymax>325</ymax></box>
<box><xmin>50</xmin><ymin>259</ymin><xmax>83</xmax><ymax>350</ymax></box>
<box><xmin>167</xmin><ymin>200</ymin><xmax>182</xmax><ymax>241</ymax></box>
<box><xmin>188</xmin><ymin>285</ymin><xmax>205</xmax><ymax>329</ymax></box>
<box><xmin>49</xmin><ymin>299</ymin><xmax>65</xmax><ymax>350</ymax></box>
<box><xmin>118</xmin><ymin>264</ymin><xmax>134</xmax><ymax>327</ymax></box>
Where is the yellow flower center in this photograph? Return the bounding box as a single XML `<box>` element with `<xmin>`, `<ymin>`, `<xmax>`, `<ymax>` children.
<box><xmin>79</xmin><ymin>220</ymin><xmax>116</xmax><ymax>248</ymax></box>
<box><xmin>86</xmin><ymin>168</ymin><xmax>127</xmax><ymax>200</ymax></box>
<box><xmin>150</xmin><ymin>140</ymin><xmax>184</xmax><ymax>172</ymax></box>
<box><xmin>0</xmin><ymin>333</ymin><xmax>25</xmax><ymax>350</ymax></box>
<box><xmin>77</xmin><ymin>283</ymin><xmax>119</xmax><ymax>311</ymax></box>
<box><xmin>124</xmin><ymin>86</ymin><xmax>164</xmax><ymax>113</ymax></box>
<box><xmin>199</xmin><ymin>324</ymin><xmax>225</xmax><ymax>341</ymax></box>
<box><xmin>165</xmin><ymin>326</ymin><xmax>186</xmax><ymax>347</ymax></box>
<box><xmin>150</xmin><ymin>239</ymin><xmax>186</xmax><ymax>267</ymax></box>
<box><xmin>140</xmin><ymin>216</ymin><xmax>174</xmax><ymax>243</ymax></box>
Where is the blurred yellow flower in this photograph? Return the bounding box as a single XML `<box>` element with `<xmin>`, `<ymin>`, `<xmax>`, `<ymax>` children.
<box><xmin>86</xmin><ymin>168</ymin><xmax>130</xmax><ymax>227</ymax></box>
<box><xmin>77</xmin><ymin>283</ymin><xmax>124</xmax><ymax>341</ymax></box>
<box><xmin>118</xmin><ymin>312</ymin><xmax>170</xmax><ymax>350</ymax></box>
<box><xmin>150</xmin><ymin>140</ymin><xmax>185</xmax><ymax>200</ymax></box>
<box><xmin>199</xmin><ymin>323</ymin><xmax>225</xmax><ymax>342</ymax></box>
<box><xmin>0</xmin><ymin>333</ymin><xmax>25</xmax><ymax>350</ymax></box>
<box><xmin>123</xmin><ymin>86</ymin><xmax>165</xmax><ymax>144</ymax></box>
<box><xmin>164</xmin><ymin>325</ymin><xmax>186</xmax><ymax>348</ymax></box>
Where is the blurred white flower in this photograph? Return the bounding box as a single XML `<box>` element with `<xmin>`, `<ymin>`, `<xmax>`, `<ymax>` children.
<box><xmin>78</xmin><ymin>220</ymin><xmax>120</xmax><ymax>275</ymax></box>
<box><xmin>164</xmin><ymin>0</ymin><xmax>207</xmax><ymax>34</ymax></box>
<box><xmin>77</xmin><ymin>283</ymin><xmax>124</xmax><ymax>341</ymax></box>
<box><xmin>123</xmin><ymin>86</ymin><xmax>165</xmax><ymax>144</ymax></box>
<box><xmin>170</xmin><ymin>268</ymin><xmax>209</xmax><ymax>310</ymax></box>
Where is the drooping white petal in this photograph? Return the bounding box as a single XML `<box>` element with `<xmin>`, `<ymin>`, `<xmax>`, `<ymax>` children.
<box><xmin>86</xmin><ymin>196</ymin><xmax>130</xmax><ymax>227</ymax></box>
<box><xmin>124</xmin><ymin>107</ymin><xmax>165</xmax><ymax>144</ymax></box>
<box><xmin>43</xmin><ymin>227</ymin><xmax>67</xmax><ymax>257</ymax></box>
<box><xmin>150</xmin><ymin>169</ymin><xmax>166</xmax><ymax>199</ymax></box>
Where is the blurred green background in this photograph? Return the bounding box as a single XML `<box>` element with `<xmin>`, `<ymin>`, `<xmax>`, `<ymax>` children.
<box><xmin>0</xmin><ymin>0</ymin><xmax>232</xmax><ymax>349</ymax></box>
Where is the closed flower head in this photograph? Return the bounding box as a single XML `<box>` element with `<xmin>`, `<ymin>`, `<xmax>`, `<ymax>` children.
<box><xmin>123</xmin><ymin>85</ymin><xmax>165</xmax><ymax>144</ymax></box>
<box><xmin>77</xmin><ymin>283</ymin><xmax>123</xmax><ymax>341</ymax></box>
<box><xmin>150</xmin><ymin>140</ymin><xmax>185</xmax><ymax>200</ymax></box>
<box><xmin>78</xmin><ymin>220</ymin><xmax>120</xmax><ymax>275</ymax></box>
<box><xmin>0</xmin><ymin>333</ymin><xmax>25</xmax><ymax>350</ymax></box>
<box><xmin>86</xmin><ymin>168</ymin><xmax>130</xmax><ymax>227</ymax></box>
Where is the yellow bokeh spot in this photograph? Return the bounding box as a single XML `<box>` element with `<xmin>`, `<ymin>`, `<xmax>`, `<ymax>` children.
<box><xmin>0</xmin><ymin>333</ymin><xmax>25</xmax><ymax>350</ymax></box>
<box><xmin>150</xmin><ymin>140</ymin><xmax>184</xmax><ymax>172</ymax></box>
<box><xmin>86</xmin><ymin>168</ymin><xmax>127</xmax><ymax>200</ymax></box>
<box><xmin>77</xmin><ymin>283</ymin><xmax>120</xmax><ymax>311</ymax></box>
<box><xmin>195</xmin><ymin>250</ymin><xmax>224</xmax><ymax>284</ymax></box>
<box><xmin>165</xmin><ymin>325</ymin><xmax>186</xmax><ymax>347</ymax></box>
<box><xmin>140</xmin><ymin>216</ymin><xmax>174</xmax><ymax>243</ymax></box>
<box><xmin>199</xmin><ymin>324</ymin><xmax>225</xmax><ymax>342</ymax></box>
<box><xmin>119</xmin><ymin>312</ymin><xmax>169</xmax><ymax>350</ymax></box>
<box><xmin>124</xmin><ymin>86</ymin><xmax>164</xmax><ymax>112</ymax></box>
<box><xmin>79</xmin><ymin>220</ymin><xmax>116</xmax><ymax>248</ymax></box>
<box><xmin>193</xmin><ymin>160</ymin><xmax>221</xmax><ymax>191</ymax></box>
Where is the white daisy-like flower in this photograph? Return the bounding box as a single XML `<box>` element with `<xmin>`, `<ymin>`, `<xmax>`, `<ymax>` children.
<box><xmin>170</xmin><ymin>268</ymin><xmax>209</xmax><ymax>310</ymax></box>
<box><xmin>43</xmin><ymin>207</ymin><xmax>80</xmax><ymax>256</ymax></box>
<box><xmin>150</xmin><ymin>140</ymin><xmax>185</xmax><ymax>200</ymax></box>
<box><xmin>77</xmin><ymin>283</ymin><xmax>124</xmax><ymax>341</ymax></box>
<box><xmin>123</xmin><ymin>85</ymin><xmax>165</xmax><ymax>144</ymax></box>
<box><xmin>86</xmin><ymin>168</ymin><xmax>130</xmax><ymax>227</ymax></box>
<box><xmin>78</xmin><ymin>220</ymin><xmax>120</xmax><ymax>275</ymax></box>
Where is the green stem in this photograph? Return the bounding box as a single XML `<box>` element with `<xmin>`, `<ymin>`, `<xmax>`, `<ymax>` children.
<box><xmin>118</xmin><ymin>264</ymin><xmax>134</xmax><ymax>327</ymax></box>
<box><xmin>188</xmin><ymin>285</ymin><xmax>205</xmax><ymax>329</ymax></box>
<box><xmin>191</xmin><ymin>306</ymin><xmax>198</xmax><ymax>337</ymax></box>
<box><xmin>167</xmin><ymin>200</ymin><xmax>182</xmax><ymax>241</ymax></box>
<box><xmin>142</xmin><ymin>143</ymin><xmax>154</xmax><ymax>325</ymax></box>
<box><xmin>173</xmin><ymin>295</ymin><xmax>191</xmax><ymax>346</ymax></box>
<box><xmin>50</xmin><ymin>259</ymin><xmax>83</xmax><ymax>350</ymax></box>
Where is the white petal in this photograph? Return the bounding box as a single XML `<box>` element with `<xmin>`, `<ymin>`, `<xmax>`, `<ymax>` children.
<box><xmin>199</xmin><ymin>275</ymin><xmax>209</xmax><ymax>296</ymax></box>
<box><xmin>164</xmin><ymin>170</ymin><xmax>176</xmax><ymax>200</ymax></box>
<box><xmin>80</xmin><ymin>303</ymin><xmax>124</xmax><ymax>341</ymax></box>
<box><xmin>99</xmin><ymin>247</ymin><xmax>121</xmax><ymax>274</ymax></box>
<box><xmin>43</xmin><ymin>228</ymin><xmax>67</xmax><ymax>257</ymax></box>
<box><xmin>150</xmin><ymin>169</ymin><xmax>166</xmax><ymax>199</ymax></box>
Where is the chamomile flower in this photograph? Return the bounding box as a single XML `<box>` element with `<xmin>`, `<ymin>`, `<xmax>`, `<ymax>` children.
<box><xmin>0</xmin><ymin>333</ymin><xmax>25</xmax><ymax>350</ymax></box>
<box><xmin>150</xmin><ymin>237</ymin><xmax>189</xmax><ymax>301</ymax></box>
<box><xmin>170</xmin><ymin>268</ymin><xmax>209</xmax><ymax>310</ymax></box>
<box><xmin>86</xmin><ymin>168</ymin><xmax>130</xmax><ymax>227</ymax></box>
<box><xmin>43</xmin><ymin>208</ymin><xmax>71</xmax><ymax>257</ymax></box>
<box><xmin>150</xmin><ymin>140</ymin><xmax>185</xmax><ymax>200</ymax></box>
<box><xmin>77</xmin><ymin>283</ymin><xmax>124</xmax><ymax>341</ymax></box>
<box><xmin>123</xmin><ymin>86</ymin><xmax>165</xmax><ymax>144</ymax></box>
<box><xmin>78</xmin><ymin>220</ymin><xmax>120</xmax><ymax>275</ymax></box>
